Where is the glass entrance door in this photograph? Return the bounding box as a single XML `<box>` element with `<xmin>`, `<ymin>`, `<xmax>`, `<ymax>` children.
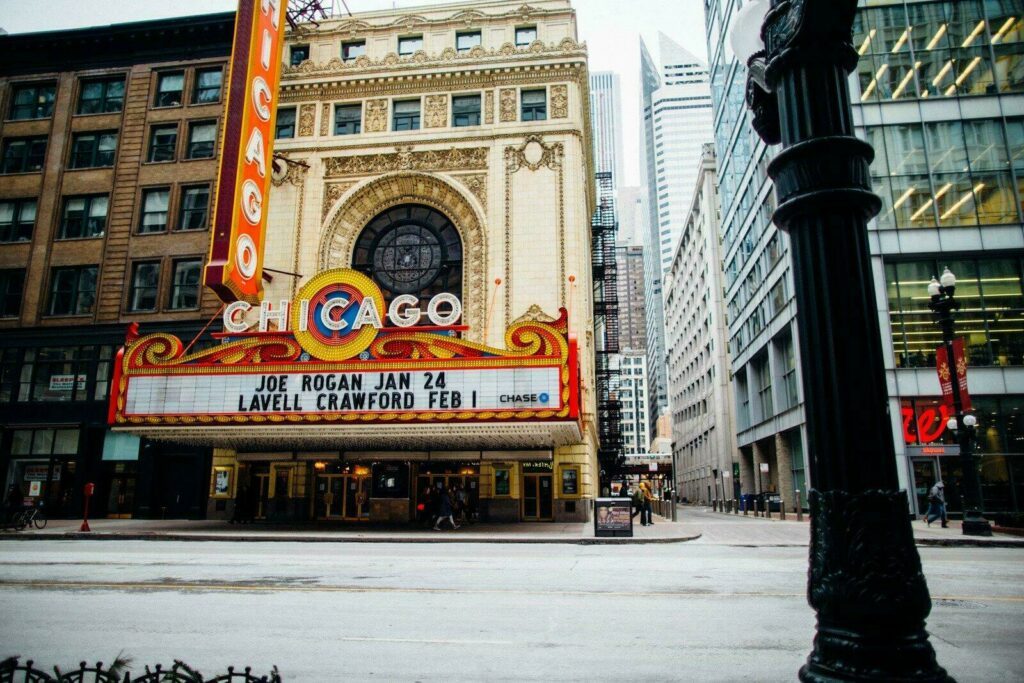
<box><xmin>522</xmin><ymin>473</ymin><xmax>553</xmax><ymax>521</ymax></box>
<box><xmin>253</xmin><ymin>471</ymin><xmax>271</xmax><ymax>520</ymax></box>
<box><xmin>911</xmin><ymin>458</ymin><xmax>939</xmax><ymax>515</ymax></box>
<box><xmin>316</xmin><ymin>474</ymin><xmax>368</xmax><ymax>520</ymax></box>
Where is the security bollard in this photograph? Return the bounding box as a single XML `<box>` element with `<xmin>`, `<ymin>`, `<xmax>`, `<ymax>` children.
<box><xmin>733</xmin><ymin>498</ymin><xmax>739</xmax><ymax>514</ymax></box>
<box><xmin>743</xmin><ymin>498</ymin><xmax>748</xmax><ymax>516</ymax></box>
<box><xmin>779</xmin><ymin>499</ymin><xmax>786</xmax><ymax>521</ymax></box>
<box><xmin>712</xmin><ymin>499</ymin><xmax>717</xmax><ymax>512</ymax></box>
<box><xmin>795</xmin><ymin>489</ymin><xmax>803</xmax><ymax>522</ymax></box>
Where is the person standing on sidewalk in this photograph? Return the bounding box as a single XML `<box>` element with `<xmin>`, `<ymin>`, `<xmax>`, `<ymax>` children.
<box><xmin>926</xmin><ymin>481</ymin><xmax>948</xmax><ymax>528</ymax></box>
<box><xmin>433</xmin><ymin>484</ymin><xmax>459</xmax><ymax>530</ymax></box>
<box><xmin>639</xmin><ymin>481</ymin><xmax>654</xmax><ymax>527</ymax></box>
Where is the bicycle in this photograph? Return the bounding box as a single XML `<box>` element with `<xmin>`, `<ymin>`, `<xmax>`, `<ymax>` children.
<box><xmin>14</xmin><ymin>505</ymin><xmax>46</xmax><ymax>530</ymax></box>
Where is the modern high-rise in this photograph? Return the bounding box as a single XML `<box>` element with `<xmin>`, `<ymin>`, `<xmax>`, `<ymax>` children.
<box><xmin>639</xmin><ymin>32</ymin><xmax>715</xmax><ymax>445</ymax></box>
<box><xmin>589</xmin><ymin>71</ymin><xmax>623</xmax><ymax>194</ymax></box>
<box><xmin>616</xmin><ymin>185</ymin><xmax>645</xmax><ymax>246</ymax></box>
<box><xmin>615</xmin><ymin>244</ymin><xmax>648</xmax><ymax>351</ymax></box>
<box><xmin>665</xmin><ymin>143</ymin><xmax>737</xmax><ymax>506</ymax></box>
<box><xmin>704</xmin><ymin>0</ymin><xmax>1024</xmax><ymax>516</ymax></box>
<box><xmin>615</xmin><ymin>351</ymin><xmax>650</xmax><ymax>455</ymax></box>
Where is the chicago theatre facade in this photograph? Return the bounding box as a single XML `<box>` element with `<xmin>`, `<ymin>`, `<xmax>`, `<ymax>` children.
<box><xmin>109</xmin><ymin>0</ymin><xmax>600</xmax><ymax>523</ymax></box>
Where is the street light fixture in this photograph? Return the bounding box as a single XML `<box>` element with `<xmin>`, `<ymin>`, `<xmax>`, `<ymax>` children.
<box><xmin>927</xmin><ymin>267</ymin><xmax>993</xmax><ymax>537</ymax></box>
<box><xmin>730</xmin><ymin>1</ymin><xmax>948</xmax><ymax>680</ymax></box>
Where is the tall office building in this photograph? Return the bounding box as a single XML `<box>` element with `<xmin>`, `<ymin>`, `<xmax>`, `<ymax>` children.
<box><xmin>705</xmin><ymin>0</ymin><xmax>1023</xmax><ymax>516</ymax></box>
<box><xmin>639</xmin><ymin>32</ymin><xmax>715</xmax><ymax>444</ymax></box>
<box><xmin>615</xmin><ymin>244</ymin><xmax>648</xmax><ymax>351</ymax></box>
<box><xmin>616</xmin><ymin>185</ymin><xmax>644</xmax><ymax>246</ymax></box>
<box><xmin>589</xmin><ymin>71</ymin><xmax>624</xmax><ymax>195</ymax></box>
<box><xmin>615</xmin><ymin>351</ymin><xmax>650</xmax><ymax>455</ymax></box>
<box><xmin>665</xmin><ymin>143</ymin><xmax>737</xmax><ymax>505</ymax></box>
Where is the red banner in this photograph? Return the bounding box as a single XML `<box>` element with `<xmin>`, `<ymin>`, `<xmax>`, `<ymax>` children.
<box><xmin>204</xmin><ymin>0</ymin><xmax>288</xmax><ymax>303</ymax></box>
<box><xmin>935</xmin><ymin>344</ymin><xmax>953</xmax><ymax>408</ymax></box>
<box><xmin>935</xmin><ymin>338</ymin><xmax>971</xmax><ymax>412</ymax></box>
<box><xmin>952</xmin><ymin>337</ymin><xmax>971</xmax><ymax>412</ymax></box>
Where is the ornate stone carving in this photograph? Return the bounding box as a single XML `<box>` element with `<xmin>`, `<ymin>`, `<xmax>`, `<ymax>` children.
<box><xmin>325</xmin><ymin>146</ymin><xmax>489</xmax><ymax>177</ymax></box>
<box><xmin>452</xmin><ymin>173</ymin><xmax>487</xmax><ymax>207</ymax></box>
<box><xmin>512</xmin><ymin>304</ymin><xmax>556</xmax><ymax>324</ymax></box>
<box><xmin>364</xmin><ymin>99</ymin><xmax>388</xmax><ymax>133</ymax></box>
<box><xmin>424</xmin><ymin>94</ymin><xmax>448</xmax><ymax>128</ymax></box>
<box><xmin>297</xmin><ymin>103</ymin><xmax>316</xmax><ymax>137</ymax></box>
<box><xmin>319</xmin><ymin>103</ymin><xmax>331</xmax><ymax>137</ymax></box>
<box><xmin>505</xmin><ymin>135</ymin><xmax>563</xmax><ymax>173</ymax></box>
<box><xmin>550</xmin><ymin>84</ymin><xmax>568</xmax><ymax>119</ymax></box>
<box><xmin>319</xmin><ymin>173</ymin><xmax>488</xmax><ymax>341</ymax></box>
<box><xmin>499</xmin><ymin>88</ymin><xmax>517</xmax><ymax>122</ymax></box>
<box><xmin>321</xmin><ymin>180</ymin><xmax>357</xmax><ymax>221</ymax></box>
<box><xmin>484</xmin><ymin>90</ymin><xmax>494</xmax><ymax>124</ymax></box>
<box><xmin>281</xmin><ymin>38</ymin><xmax>587</xmax><ymax>78</ymax></box>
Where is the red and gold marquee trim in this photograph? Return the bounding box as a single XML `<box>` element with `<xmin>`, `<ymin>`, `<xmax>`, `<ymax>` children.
<box><xmin>108</xmin><ymin>309</ymin><xmax>580</xmax><ymax>428</ymax></box>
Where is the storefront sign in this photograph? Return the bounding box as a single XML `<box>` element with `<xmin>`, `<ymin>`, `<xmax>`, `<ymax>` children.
<box><xmin>109</xmin><ymin>276</ymin><xmax>580</xmax><ymax>428</ymax></box>
<box><xmin>204</xmin><ymin>0</ymin><xmax>288</xmax><ymax>303</ymax></box>
<box><xmin>23</xmin><ymin>464</ymin><xmax>59</xmax><ymax>482</ymax></box>
<box><xmin>28</xmin><ymin>481</ymin><xmax>41</xmax><ymax>497</ymax></box>
<box><xmin>907</xmin><ymin>445</ymin><xmax>958</xmax><ymax>457</ymax></box>
<box><xmin>759</xmin><ymin>463</ymin><xmax>770</xmax><ymax>473</ymax></box>
<box><xmin>123</xmin><ymin>367</ymin><xmax>561</xmax><ymax>417</ymax></box>
<box><xmin>902</xmin><ymin>404</ymin><xmax>951</xmax><ymax>445</ymax></box>
<box><xmin>49</xmin><ymin>374</ymin><xmax>86</xmax><ymax>391</ymax></box>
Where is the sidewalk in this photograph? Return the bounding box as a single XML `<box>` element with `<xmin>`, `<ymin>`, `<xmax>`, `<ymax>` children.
<box><xmin>0</xmin><ymin>514</ymin><xmax>700</xmax><ymax>545</ymax></box>
<box><xmin>2</xmin><ymin>507</ymin><xmax>1021</xmax><ymax>546</ymax></box>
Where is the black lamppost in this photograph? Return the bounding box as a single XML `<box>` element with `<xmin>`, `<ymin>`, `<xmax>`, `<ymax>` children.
<box><xmin>928</xmin><ymin>267</ymin><xmax>993</xmax><ymax>537</ymax></box>
<box><xmin>730</xmin><ymin>1</ymin><xmax>949</xmax><ymax>680</ymax></box>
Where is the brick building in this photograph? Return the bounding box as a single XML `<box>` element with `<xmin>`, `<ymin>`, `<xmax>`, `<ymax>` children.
<box><xmin>0</xmin><ymin>13</ymin><xmax>234</xmax><ymax>519</ymax></box>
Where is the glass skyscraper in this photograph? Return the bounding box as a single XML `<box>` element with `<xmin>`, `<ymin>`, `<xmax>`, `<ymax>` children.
<box><xmin>704</xmin><ymin>0</ymin><xmax>1023</xmax><ymax>515</ymax></box>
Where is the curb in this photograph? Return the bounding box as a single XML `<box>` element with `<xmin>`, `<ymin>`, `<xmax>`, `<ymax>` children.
<box><xmin>915</xmin><ymin>538</ymin><xmax>1024</xmax><ymax>549</ymax></box>
<box><xmin>0</xmin><ymin>531</ymin><xmax>703</xmax><ymax>546</ymax></box>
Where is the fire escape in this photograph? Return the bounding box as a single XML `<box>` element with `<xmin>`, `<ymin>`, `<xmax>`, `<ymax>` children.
<box><xmin>591</xmin><ymin>172</ymin><xmax>623</xmax><ymax>486</ymax></box>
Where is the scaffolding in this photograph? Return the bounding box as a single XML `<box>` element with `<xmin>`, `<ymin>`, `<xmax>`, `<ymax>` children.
<box><xmin>591</xmin><ymin>172</ymin><xmax>623</xmax><ymax>485</ymax></box>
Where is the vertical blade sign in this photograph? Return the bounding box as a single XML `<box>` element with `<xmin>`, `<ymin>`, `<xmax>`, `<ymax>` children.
<box><xmin>204</xmin><ymin>0</ymin><xmax>289</xmax><ymax>303</ymax></box>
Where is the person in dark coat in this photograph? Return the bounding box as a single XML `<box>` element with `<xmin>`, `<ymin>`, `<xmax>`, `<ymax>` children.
<box><xmin>432</xmin><ymin>484</ymin><xmax>459</xmax><ymax>530</ymax></box>
<box><xmin>926</xmin><ymin>481</ymin><xmax>948</xmax><ymax>528</ymax></box>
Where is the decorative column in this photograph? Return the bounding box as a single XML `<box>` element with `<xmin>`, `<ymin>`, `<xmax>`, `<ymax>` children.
<box><xmin>733</xmin><ymin>1</ymin><xmax>950</xmax><ymax>680</ymax></box>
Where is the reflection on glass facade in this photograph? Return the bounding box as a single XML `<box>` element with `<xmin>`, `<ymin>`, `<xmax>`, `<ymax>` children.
<box><xmin>886</xmin><ymin>256</ymin><xmax>1024</xmax><ymax>367</ymax></box>
<box><xmin>866</xmin><ymin>118</ymin><xmax>1023</xmax><ymax>229</ymax></box>
<box><xmin>854</xmin><ymin>1</ymin><xmax>1023</xmax><ymax>102</ymax></box>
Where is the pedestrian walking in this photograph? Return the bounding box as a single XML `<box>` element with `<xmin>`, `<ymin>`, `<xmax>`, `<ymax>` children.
<box><xmin>433</xmin><ymin>484</ymin><xmax>459</xmax><ymax>530</ymax></box>
<box><xmin>926</xmin><ymin>481</ymin><xmax>948</xmax><ymax>528</ymax></box>
<box><xmin>639</xmin><ymin>481</ymin><xmax>654</xmax><ymax>526</ymax></box>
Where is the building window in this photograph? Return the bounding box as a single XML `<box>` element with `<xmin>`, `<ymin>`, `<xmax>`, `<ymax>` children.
<box><xmin>138</xmin><ymin>188</ymin><xmax>170</xmax><ymax>234</ymax></box>
<box><xmin>68</xmin><ymin>131</ymin><xmax>117</xmax><ymax>169</ymax></box>
<box><xmin>2</xmin><ymin>346</ymin><xmax>114</xmax><ymax>403</ymax></box>
<box><xmin>392</xmin><ymin>99</ymin><xmax>421</xmax><ymax>131</ymax></box>
<box><xmin>77</xmin><ymin>76</ymin><xmax>125</xmax><ymax>114</ymax></box>
<box><xmin>186</xmin><ymin>121</ymin><xmax>217</xmax><ymax>159</ymax></box>
<box><xmin>756</xmin><ymin>354</ymin><xmax>773</xmax><ymax>422</ymax></box>
<box><xmin>169</xmin><ymin>259</ymin><xmax>202</xmax><ymax>310</ymax></box>
<box><xmin>179</xmin><ymin>186</ymin><xmax>210</xmax><ymax>231</ymax></box>
<box><xmin>154</xmin><ymin>71</ymin><xmax>184</xmax><ymax>107</ymax></box>
<box><xmin>351</xmin><ymin>203</ymin><xmax>463</xmax><ymax>314</ymax></box>
<box><xmin>886</xmin><ymin>257</ymin><xmax>1024</xmax><ymax>368</ymax></box>
<box><xmin>59</xmin><ymin>195</ymin><xmax>108</xmax><ymax>239</ymax></box>
<box><xmin>342</xmin><ymin>40</ymin><xmax>366</xmax><ymax>61</ymax></box>
<box><xmin>515</xmin><ymin>26</ymin><xmax>537</xmax><ymax>47</ymax></box>
<box><xmin>276</xmin><ymin>107</ymin><xmax>296</xmax><ymax>139</ymax></box>
<box><xmin>290</xmin><ymin>45</ymin><xmax>310</xmax><ymax>66</ymax></box>
<box><xmin>0</xmin><ymin>199</ymin><xmax>36</xmax><ymax>243</ymax></box>
<box><xmin>334</xmin><ymin>104</ymin><xmax>362</xmax><ymax>135</ymax></box>
<box><xmin>0</xmin><ymin>269</ymin><xmax>25</xmax><ymax>318</ymax></box>
<box><xmin>780</xmin><ymin>333</ymin><xmax>798</xmax><ymax>409</ymax></box>
<box><xmin>521</xmin><ymin>88</ymin><xmax>546</xmax><ymax>121</ymax></box>
<box><xmin>398</xmin><ymin>35</ymin><xmax>423</xmax><ymax>56</ymax></box>
<box><xmin>148</xmin><ymin>124</ymin><xmax>178</xmax><ymax>162</ymax></box>
<box><xmin>192</xmin><ymin>68</ymin><xmax>223</xmax><ymax>104</ymax></box>
<box><xmin>9</xmin><ymin>82</ymin><xmax>56</xmax><ymax>120</ymax></box>
<box><xmin>128</xmin><ymin>261</ymin><xmax>161</xmax><ymax>312</ymax></box>
<box><xmin>494</xmin><ymin>467</ymin><xmax>511</xmax><ymax>496</ymax></box>
<box><xmin>452</xmin><ymin>94</ymin><xmax>481</xmax><ymax>127</ymax></box>
<box><xmin>48</xmin><ymin>265</ymin><xmax>98</xmax><ymax>316</ymax></box>
<box><xmin>1</xmin><ymin>136</ymin><xmax>47</xmax><ymax>174</ymax></box>
<box><xmin>456</xmin><ymin>31</ymin><xmax>481</xmax><ymax>52</ymax></box>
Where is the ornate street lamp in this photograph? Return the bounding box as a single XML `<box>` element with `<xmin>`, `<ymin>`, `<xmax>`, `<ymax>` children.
<box><xmin>928</xmin><ymin>267</ymin><xmax>993</xmax><ymax>537</ymax></box>
<box><xmin>730</xmin><ymin>1</ymin><xmax>949</xmax><ymax>680</ymax></box>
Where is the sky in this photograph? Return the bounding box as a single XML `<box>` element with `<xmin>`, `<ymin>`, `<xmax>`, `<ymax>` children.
<box><xmin>0</xmin><ymin>0</ymin><xmax>711</xmax><ymax>186</ymax></box>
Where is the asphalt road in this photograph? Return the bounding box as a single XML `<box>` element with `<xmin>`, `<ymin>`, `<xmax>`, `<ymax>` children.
<box><xmin>0</xmin><ymin>538</ymin><xmax>1021</xmax><ymax>681</ymax></box>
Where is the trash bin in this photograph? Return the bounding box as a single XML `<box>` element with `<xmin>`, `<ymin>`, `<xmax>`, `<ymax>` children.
<box><xmin>741</xmin><ymin>493</ymin><xmax>756</xmax><ymax>512</ymax></box>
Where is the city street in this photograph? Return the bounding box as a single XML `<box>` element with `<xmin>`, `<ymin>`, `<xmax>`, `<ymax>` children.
<box><xmin>1</xmin><ymin>511</ymin><xmax>1021</xmax><ymax>681</ymax></box>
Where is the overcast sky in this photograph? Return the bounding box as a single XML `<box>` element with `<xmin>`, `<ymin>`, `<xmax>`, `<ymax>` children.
<box><xmin>0</xmin><ymin>0</ymin><xmax>710</xmax><ymax>186</ymax></box>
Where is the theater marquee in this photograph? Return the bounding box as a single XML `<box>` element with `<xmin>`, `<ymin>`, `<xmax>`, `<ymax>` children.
<box><xmin>109</xmin><ymin>269</ymin><xmax>580</xmax><ymax>428</ymax></box>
